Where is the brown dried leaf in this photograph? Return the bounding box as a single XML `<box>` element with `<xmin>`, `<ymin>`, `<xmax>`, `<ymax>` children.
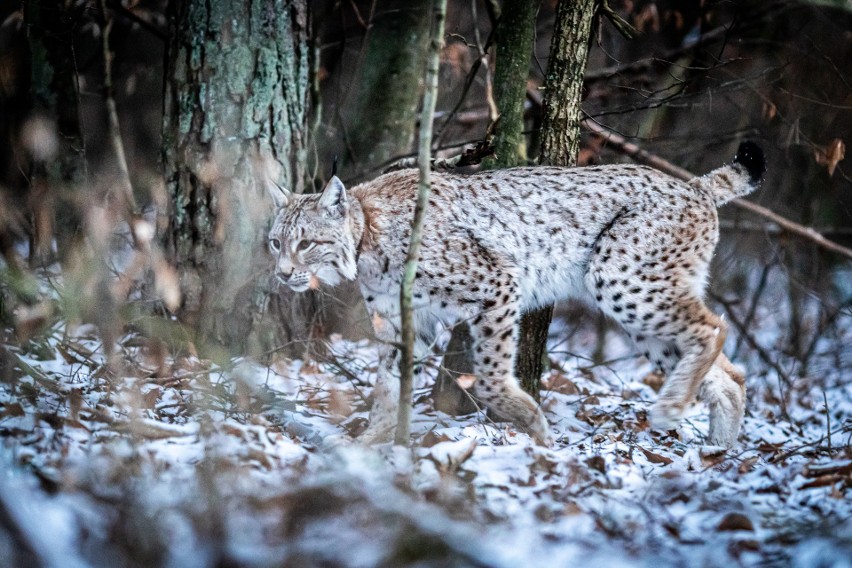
<box><xmin>717</xmin><ymin>512</ymin><xmax>754</xmax><ymax>532</ymax></box>
<box><xmin>814</xmin><ymin>138</ymin><xmax>845</xmax><ymax>177</ymax></box>
<box><xmin>328</xmin><ymin>388</ymin><xmax>353</xmax><ymax>420</ymax></box>
<box><xmin>543</xmin><ymin>374</ymin><xmax>579</xmax><ymax>395</ymax></box>
<box><xmin>642</xmin><ymin>370</ymin><xmax>665</xmax><ymax>392</ymax></box>
<box><xmin>0</xmin><ymin>402</ymin><xmax>24</xmax><ymax>419</ymax></box>
<box><xmin>455</xmin><ymin>374</ymin><xmax>477</xmax><ymax>390</ymax></box>
<box><xmin>639</xmin><ymin>446</ymin><xmax>673</xmax><ymax>465</ymax></box>
<box><xmin>738</xmin><ymin>455</ymin><xmax>759</xmax><ymax>474</ymax></box>
<box><xmin>420</xmin><ymin>430</ymin><xmax>452</xmax><ymax>448</ymax></box>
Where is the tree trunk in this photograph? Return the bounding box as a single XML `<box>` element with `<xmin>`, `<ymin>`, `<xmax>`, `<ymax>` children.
<box><xmin>540</xmin><ymin>1</ymin><xmax>596</xmax><ymax>167</ymax></box>
<box><xmin>488</xmin><ymin>0</ymin><xmax>540</xmax><ymax>170</ymax></box>
<box><xmin>346</xmin><ymin>1</ymin><xmax>432</xmax><ymax>173</ymax></box>
<box><xmin>24</xmin><ymin>1</ymin><xmax>86</xmax><ymax>263</ymax></box>
<box><xmin>486</xmin><ymin>0</ymin><xmax>546</xmax><ymax>400</ymax></box>
<box><xmin>430</xmin><ymin>0</ymin><xmax>542</xmax><ymax>411</ymax></box>
<box><xmin>162</xmin><ymin>0</ymin><xmax>310</xmax><ymax>356</ymax></box>
<box><xmin>522</xmin><ymin>1</ymin><xmax>596</xmax><ymax>398</ymax></box>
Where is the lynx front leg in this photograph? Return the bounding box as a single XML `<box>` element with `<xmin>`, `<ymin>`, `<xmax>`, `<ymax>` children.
<box><xmin>359</xmin><ymin>310</ymin><xmax>401</xmax><ymax>444</ymax></box>
<box><xmin>469</xmin><ymin>292</ymin><xmax>551</xmax><ymax>445</ymax></box>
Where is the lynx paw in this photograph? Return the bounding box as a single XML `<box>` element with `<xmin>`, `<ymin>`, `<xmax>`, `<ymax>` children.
<box><xmin>525</xmin><ymin>410</ymin><xmax>553</xmax><ymax>447</ymax></box>
<box><xmin>649</xmin><ymin>401</ymin><xmax>683</xmax><ymax>432</ymax></box>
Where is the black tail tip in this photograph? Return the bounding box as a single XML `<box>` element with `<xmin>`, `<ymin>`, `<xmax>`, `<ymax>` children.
<box><xmin>734</xmin><ymin>141</ymin><xmax>765</xmax><ymax>183</ymax></box>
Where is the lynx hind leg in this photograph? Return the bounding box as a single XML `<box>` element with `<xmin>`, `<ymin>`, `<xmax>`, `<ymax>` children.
<box><xmin>632</xmin><ymin>335</ymin><xmax>745</xmax><ymax>447</ymax></box>
<box><xmin>698</xmin><ymin>353</ymin><xmax>746</xmax><ymax>448</ymax></box>
<box><xmin>585</xmin><ymin>216</ymin><xmax>725</xmax><ymax>434</ymax></box>
<box><xmin>468</xmin><ymin>291</ymin><xmax>551</xmax><ymax>445</ymax></box>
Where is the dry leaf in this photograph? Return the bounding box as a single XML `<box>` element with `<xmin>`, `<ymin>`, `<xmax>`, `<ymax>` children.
<box><xmin>544</xmin><ymin>374</ymin><xmax>579</xmax><ymax>395</ymax></box>
<box><xmin>420</xmin><ymin>430</ymin><xmax>452</xmax><ymax>448</ymax></box>
<box><xmin>639</xmin><ymin>446</ymin><xmax>673</xmax><ymax>465</ymax></box>
<box><xmin>455</xmin><ymin>374</ymin><xmax>477</xmax><ymax>390</ymax></box>
<box><xmin>328</xmin><ymin>388</ymin><xmax>353</xmax><ymax>420</ymax></box>
<box><xmin>814</xmin><ymin>138</ymin><xmax>845</xmax><ymax>176</ymax></box>
<box><xmin>642</xmin><ymin>370</ymin><xmax>665</xmax><ymax>392</ymax></box>
<box><xmin>717</xmin><ymin>512</ymin><xmax>754</xmax><ymax>532</ymax></box>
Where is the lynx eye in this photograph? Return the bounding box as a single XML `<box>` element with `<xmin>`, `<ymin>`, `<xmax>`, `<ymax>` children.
<box><xmin>296</xmin><ymin>240</ymin><xmax>314</xmax><ymax>252</ymax></box>
<box><xmin>269</xmin><ymin>238</ymin><xmax>281</xmax><ymax>253</ymax></box>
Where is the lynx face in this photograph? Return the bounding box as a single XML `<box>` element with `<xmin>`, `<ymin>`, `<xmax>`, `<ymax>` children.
<box><xmin>268</xmin><ymin>177</ymin><xmax>358</xmax><ymax>292</ymax></box>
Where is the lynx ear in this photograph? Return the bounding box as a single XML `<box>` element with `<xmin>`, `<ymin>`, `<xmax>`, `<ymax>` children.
<box><xmin>268</xmin><ymin>180</ymin><xmax>291</xmax><ymax>208</ymax></box>
<box><xmin>319</xmin><ymin>176</ymin><xmax>347</xmax><ymax>217</ymax></box>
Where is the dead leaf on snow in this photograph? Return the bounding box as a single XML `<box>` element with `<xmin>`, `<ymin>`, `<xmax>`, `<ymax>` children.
<box><xmin>420</xmin><ymin>430</ymin><xmax>452</xmax><ymax>448</ymax></box>
<box><xmin>639</xmin><ymin>446</ymin><xmax>673</xmax><ymax>465</ymax></box>
<box><xmin>642</xmin><ymin>370</ymin><xmax>665</xmax><ymax>392</ymax></box>
<box><xmin>543</xmin><ymin>373</ymin><xmax>579</xmax><ymax>395</ymax></box>
<box><xmin>717</xmin><ymin>512</ymin><xmax>754</xmax><ymax>532</ymax></box>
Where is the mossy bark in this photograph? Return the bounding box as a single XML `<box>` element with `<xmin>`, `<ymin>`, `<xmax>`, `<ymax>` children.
<box><xmin>487</xmin><ymin>0</ymin><xmax>540</xmax><ymax>171</ymax></box>
<box><xmin>346</xmin><ymin>1</ymin><xmax>432</xmax><ymax>172</ymax></box>
<box><xmin>488</xmin><ymin>0</ymin><xmax>545</xmax><ymax>400</ymax></box>
<box><xmin>162</xmin><ymin>0</ymin><xmax>310</xmax><ymax>356</ymax></box>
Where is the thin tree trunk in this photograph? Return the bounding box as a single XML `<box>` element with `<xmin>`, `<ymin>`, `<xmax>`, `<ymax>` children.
<box><xmin>162</xmin><ymin>0</ymin><xmax>310</xmax><ymax>356</ymax></box>
<box><xmin>540</xmin><ymin>1</ymin><xmax>596</xmax><ymax>167</ymax></box>
<box><xmin>23</xmin><ymin>1</ymin><xmax>86</xmax><ymax>264</ymax></box>
<box><xmin>488</xmin><ymin>0</ymin><xmax>540</xmax><ymax>170</ymax></box>
<box><xmin>396</xmin><ymin>0</ymin><xmax>448</xmax><ymax>446</ymax></box>
<box><xmin>523</xmin><ymin>1</ymin><xmax>597</xmax><ymax>394</ymax></box>
<box><xmin>347</xmin><ymin>1</ymin><xmax>432</xmax><ymax>174</ymax></box>
<box><xmin>486</xmin><ymin>0</ymin><xmax>544</xmax><ymax>399</ymax></box>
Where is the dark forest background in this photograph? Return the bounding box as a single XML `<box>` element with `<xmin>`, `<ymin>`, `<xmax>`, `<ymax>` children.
<box><xmin>0</xmin><ymin>1</ymin><xmax>851</xmax><ymax>566</ymax></box>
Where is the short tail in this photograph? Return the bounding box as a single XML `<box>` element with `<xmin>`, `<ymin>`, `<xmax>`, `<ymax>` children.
<box><xmin>691</xmin><ymin>141</ymin><xmax>765</xmax><ymax>206</ymax></box>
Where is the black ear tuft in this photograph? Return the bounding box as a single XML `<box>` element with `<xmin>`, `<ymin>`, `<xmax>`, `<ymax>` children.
<box><xmin>331</xmin><ymin>155</ymin><xmax>338</xmax><ymax>178</ymax></box>
<box><xmin>734</xmin><ymin>141</ymin><xmax>765</xmax><ymax>183</ymax></box>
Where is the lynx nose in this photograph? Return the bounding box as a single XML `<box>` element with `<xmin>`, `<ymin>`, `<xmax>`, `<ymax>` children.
<box><xmin>277</xmin><ymin>267</ymin><xmax>294</xmax><ymax>282</ymax></box>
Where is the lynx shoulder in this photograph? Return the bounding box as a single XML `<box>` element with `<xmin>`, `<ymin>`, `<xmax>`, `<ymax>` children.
<box><xmin>268</xmin><ymin>142</ymin><xmax>765</xmax><ymax>448</ymax></box>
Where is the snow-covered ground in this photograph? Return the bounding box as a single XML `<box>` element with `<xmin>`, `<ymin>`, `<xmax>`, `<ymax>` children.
<box><xmin>1</xmin><ymin>298</ymin><xmax>850</xmax><ymax>567</ymax></box>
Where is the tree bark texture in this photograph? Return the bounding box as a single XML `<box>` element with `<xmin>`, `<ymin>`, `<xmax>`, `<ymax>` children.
<box><xmin>24</xmin><ymin>1</ymin><xmax>86</xmax><ymax>262</ymax></box>
<box><xmin>517</xmin><ymin>0</ymin><xmax>597</xmax><ymax>396</ymax></box>
<box><xmin>540</xmin><ymin>0</ymin><xmax>596</xmax><ymax>168</ymax></box>
<box><xmin>515</xmin><ymin>0</ymin><xmax>596</xmax><ymax>394</ymax></box>
<box><xmin>486</xmin><ymin>0</ymin><xmax>546</xmax><ymax>400</ymax></box>
<box><xmin>488</xmin><ymin>0</ymin><xmax>540</xmax><ymax>170</ymax></box>
<box><xmin>162</xmin><ymin>0</ymin><xmax>310</xmax><ymax>355</ymax></box>
<box><xmin>347</xmin><ymin>1</ymin><xmax>432</xmax><ymax>172</ymax></box>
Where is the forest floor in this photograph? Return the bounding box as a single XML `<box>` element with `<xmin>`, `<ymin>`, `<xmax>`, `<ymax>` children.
<box><xmin>1</xmin><ymin>295</ymin><xmax>851</xmax><ymax>567</ymax></box>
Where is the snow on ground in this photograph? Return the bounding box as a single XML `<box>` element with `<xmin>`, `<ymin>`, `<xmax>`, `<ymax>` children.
<box><xmin>1</xmin><ymin>307</ymin><xmax>851</xmax><ymax>567</ymax></box>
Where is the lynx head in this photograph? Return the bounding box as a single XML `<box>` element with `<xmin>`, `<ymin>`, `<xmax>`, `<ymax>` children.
<box><xmin>268</xmin><ymin>176</ymin><xmax>359</xmax><ymax>292</ymax></box>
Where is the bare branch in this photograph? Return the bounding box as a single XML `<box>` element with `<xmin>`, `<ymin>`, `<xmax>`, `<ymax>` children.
<box><xmin>582</xmin><ymin>119</ymin><xmax>852</xmax><ymax>261</ymax></box>
<box><xmin>396</xmin><ymin>0</ymin><xmax>448</xmax><ymax>446</ymax></box>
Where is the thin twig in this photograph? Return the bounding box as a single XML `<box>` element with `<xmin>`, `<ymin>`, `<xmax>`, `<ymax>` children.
<box><xmin>98</xmin><ymin>0</ymin><xmax>137</xmax><ymax>215</ymax></box>
<box><xmin>396</xmin><ymin>0</ymin><xmax>447</xmax><ymax>446</ymax></box>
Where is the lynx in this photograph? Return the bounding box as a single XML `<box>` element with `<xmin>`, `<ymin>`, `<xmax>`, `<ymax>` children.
<box><xmin>268</xmin><ymin>142</ymin><xmax>764</xmax><ymax>449</ymax></box>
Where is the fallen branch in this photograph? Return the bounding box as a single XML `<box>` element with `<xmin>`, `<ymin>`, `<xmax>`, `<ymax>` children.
<box><xmin>384</xmin><ymin>127</ymin><xmax>495</xmax><ymax>173</ymax></box>
<box><xmin>582</xmin><ymin>119</ymin><xmax>852</xmax><ymax>261</ymax></box>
